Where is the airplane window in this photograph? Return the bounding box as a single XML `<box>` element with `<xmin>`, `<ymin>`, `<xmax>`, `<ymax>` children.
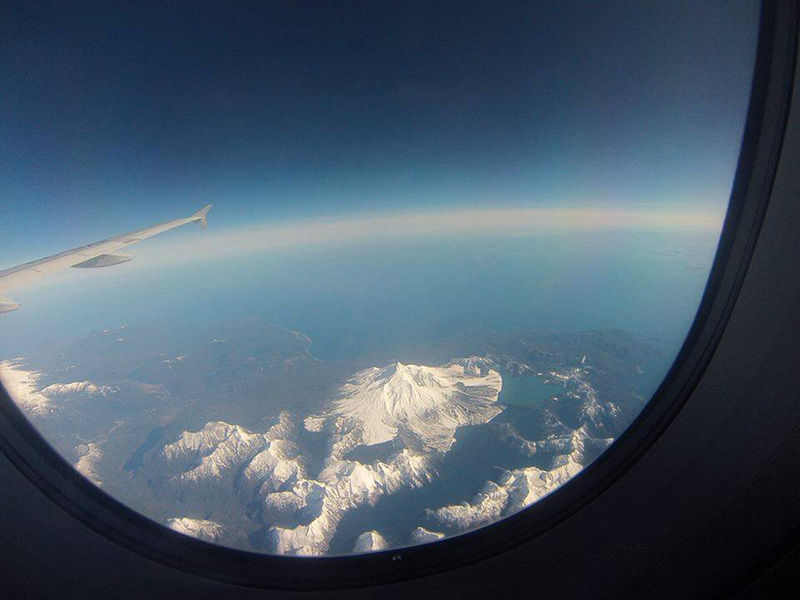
<box><xmin>0</xmin><ymin>2</ymin><xmax>759</xmax><ymax>558</ymax></box>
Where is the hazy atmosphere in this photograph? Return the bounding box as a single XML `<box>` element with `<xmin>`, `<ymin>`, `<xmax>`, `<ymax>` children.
<box><xmin>1</xmin><ymin>1</ymin><xmax>758</xmax><ymax>555</ymax></box>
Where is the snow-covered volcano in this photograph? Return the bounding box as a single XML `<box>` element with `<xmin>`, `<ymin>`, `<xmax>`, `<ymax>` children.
<box><xmin>305</xmin><ymin>360</ymin><xmax>503</xmax><ymax>453</ymax></box>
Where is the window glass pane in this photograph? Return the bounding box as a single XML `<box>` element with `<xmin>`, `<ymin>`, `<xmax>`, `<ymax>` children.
<box><xmin>0</xmin><ymin>1</ymin><xmax>759</xmax><ymax>555</ymax></box>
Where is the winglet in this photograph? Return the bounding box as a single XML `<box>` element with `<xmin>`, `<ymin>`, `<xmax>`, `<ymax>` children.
<box><xmin>191</xmin><ymin>204</ymin><xmax>213</xmax><ymax>229</ymax></box>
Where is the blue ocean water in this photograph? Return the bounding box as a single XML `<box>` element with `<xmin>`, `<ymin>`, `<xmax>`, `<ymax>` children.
<box><xmin>1</xmin><ymin>228</ymin><xmax>719</xmax><ymax>365</ymax></box>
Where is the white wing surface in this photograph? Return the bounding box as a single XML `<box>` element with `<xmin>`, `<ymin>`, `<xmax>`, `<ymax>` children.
<box><xmin>0</xmin><ymin>205</ymin><xmax>212</xmax><ymax>313</ymax></box>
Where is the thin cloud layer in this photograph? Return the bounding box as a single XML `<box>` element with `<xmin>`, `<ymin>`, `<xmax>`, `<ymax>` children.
<box><xmin>133</xmin><ymin>205</ymin><xmax>724</xmax><ymax>268</ymax></box>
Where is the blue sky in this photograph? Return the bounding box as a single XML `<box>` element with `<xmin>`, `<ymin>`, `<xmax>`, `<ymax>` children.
<box><xmin>1</xmin><ymin>1</ymin><xmax>758</xmax><ymax>264</ymax></box>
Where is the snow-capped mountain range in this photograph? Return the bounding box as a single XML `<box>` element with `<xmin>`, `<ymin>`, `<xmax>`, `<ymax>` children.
<box><xmin>153</xmin><ymin>359</ymin><xmax>502</xmax><ymax>555</ymax></box>
<box><xmin>1</xmin><ymin>320</ymin><xmax>656</xmax><ymax>555</ymax></box>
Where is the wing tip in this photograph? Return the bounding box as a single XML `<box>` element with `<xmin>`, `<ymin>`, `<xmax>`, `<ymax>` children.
<box><xmin>192</xmin><ymin>204</ymin><xmax>212</xmax><ymax>229</ymax></box>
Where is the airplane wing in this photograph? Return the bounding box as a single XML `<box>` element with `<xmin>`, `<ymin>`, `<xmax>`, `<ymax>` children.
<box><xmin>0</xmin><ymin>204</ymin><xmax>212</xmax><ymax>314</ymax></box>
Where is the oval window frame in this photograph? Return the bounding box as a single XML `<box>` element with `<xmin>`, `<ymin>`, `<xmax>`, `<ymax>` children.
<box><xmin>0</xmin><ymin>1</ymin><xmax>796</xmax><ymax>591</ymax></box>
